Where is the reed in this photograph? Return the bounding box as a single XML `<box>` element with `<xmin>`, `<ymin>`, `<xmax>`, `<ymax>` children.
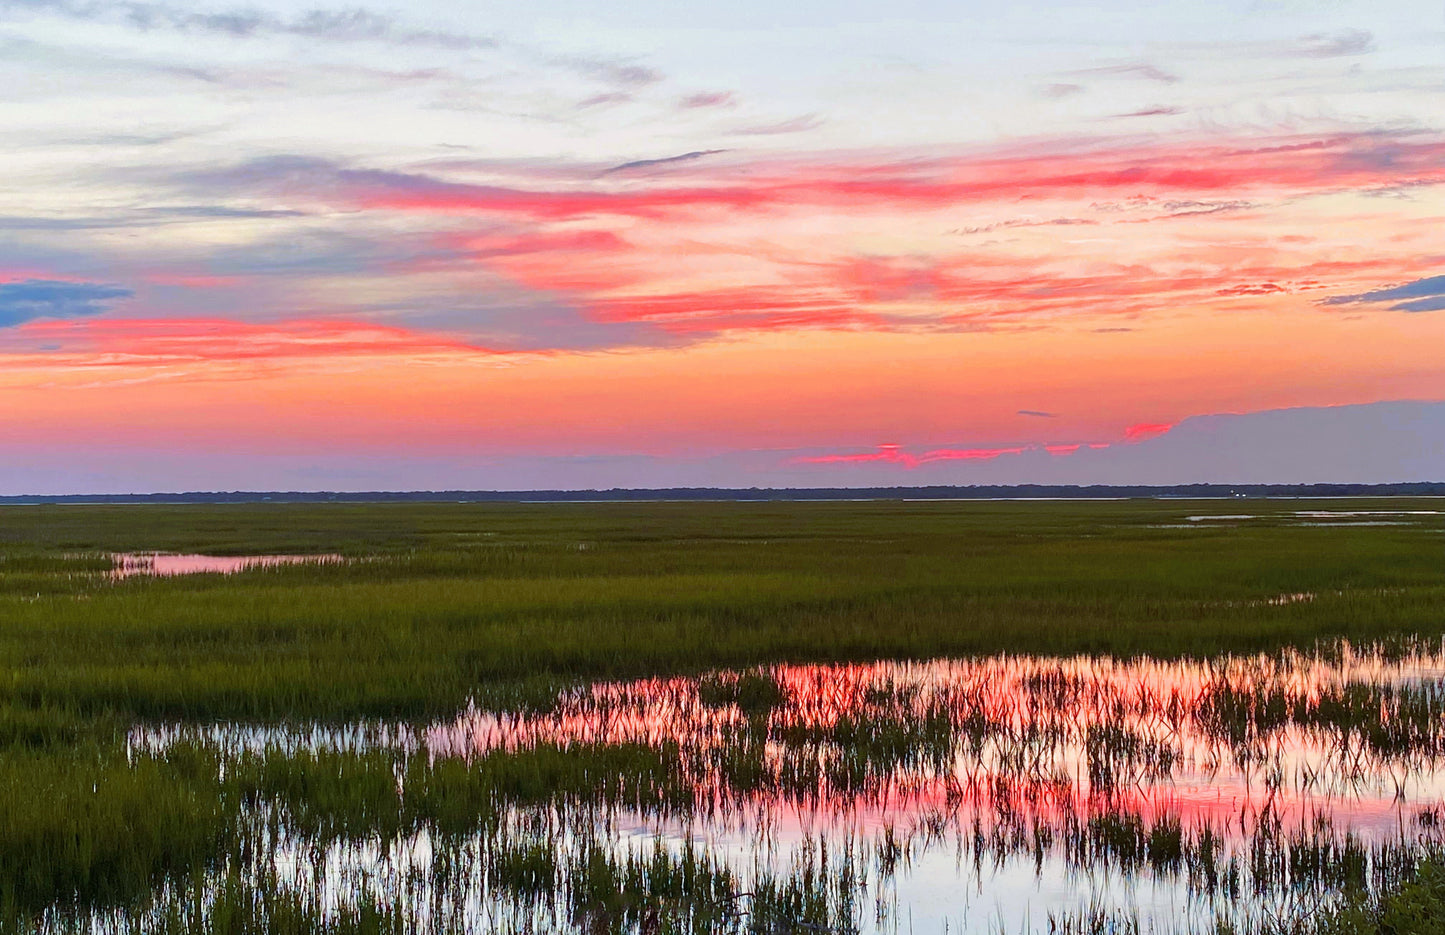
<box><xmin>0</xmin><ymin>500</ymin><xmax>1441</xmax><ymax>932</ymax></box>
<box><xmin>0</xmin><ymin>499</ymin><xmax>1440</xmax><ymax>722</ymax></box>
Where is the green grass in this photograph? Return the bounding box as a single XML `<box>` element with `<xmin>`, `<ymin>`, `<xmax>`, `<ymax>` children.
<box><xmin>0</xmin><ymin>499</ymin><xmax>1440</xmax><ymax>931</ymax></box>
<box><xmin>1316</xmin><ymin>856</ymin><xmax>1445</xmax><ymax>935</ymax></box>
<box><xmin>0</xmin><ymin>745</ymin><xmax>232</xmax><ymax>915</ymax></box>
<box><xmin>0</xmin><ymin>499</ymin><xmax>1441</xmax><ymax>721</ymax></box>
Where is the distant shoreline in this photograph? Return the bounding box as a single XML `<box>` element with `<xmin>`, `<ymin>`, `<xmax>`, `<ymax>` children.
<box><xmin>3</xmin><ymin>483</ymin><xmax>1444</xmax><ymax>504</ymax></box>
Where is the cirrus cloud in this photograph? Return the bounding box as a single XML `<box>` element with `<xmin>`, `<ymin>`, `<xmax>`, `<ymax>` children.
<box><xmin>176</xmin><ymin>132</ymin><xmax>1445</xmax><ymax>224</ymax></box>
<box><xmin>1323</xmin><ymin>274</ymin><xmax>1445</xmax><ymax>313</ymax></box>
<box><xmin>0</xmin><ymin>0</ymin><xmax>498</xmax><ymax>48</ymax></box>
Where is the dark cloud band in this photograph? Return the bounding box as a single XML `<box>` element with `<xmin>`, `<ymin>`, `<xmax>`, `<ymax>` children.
<box><xmin>1324</xmin><ymin>275</ymin><xmax>1445</xmax><ymax>313</ymax></box>
<box><xmin>0</xmin><ymin>279</ymin><xmax>133</xmax><ymax>327</ymax></box>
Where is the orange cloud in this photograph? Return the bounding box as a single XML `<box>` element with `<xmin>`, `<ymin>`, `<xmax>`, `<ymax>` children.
<box><xmin>794</xmin><ymin>444</ymin><xmax>1030</xmax><ymax>469</ymax></box>
<box><xmin>3</xmin><ymin>131</ymin><xmax>1443</xmax><ymax>468</ymax></box>
<box><xmin>9</xmin><ymin>317</ymin><xmax>495</xmax><ymax>364</ymax></box>
<box><xmin>794</xmin><ymin>425</ymin><xmax>1180</xmax><ymax>469</ymax></box>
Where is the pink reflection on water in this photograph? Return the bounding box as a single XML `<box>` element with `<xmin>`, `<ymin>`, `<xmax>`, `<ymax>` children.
<box><xmin>111</xmin><ymin>552</ymin><xmax>345</xmax><ymax>578</ymax></box>
<box><xmin>429</xmin><ymin>649</ymin><xmax>1445</xmax><ymax>847</ymax></box>
<box><xmin>126</xmin><ymin>644</ymin><xmax>1445</xmax><ymax>931</ymax></box>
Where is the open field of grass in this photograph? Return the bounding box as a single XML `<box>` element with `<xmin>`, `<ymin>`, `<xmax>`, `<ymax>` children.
<box><xmin>0</xmin><ymin>499</ymin><xmax>1442</xmax><ymax>721</ymax></box>
<box><xmin>1</xmin><ymin>499</ymin><xmax>1443</xmax><ymax>933</ymax></box>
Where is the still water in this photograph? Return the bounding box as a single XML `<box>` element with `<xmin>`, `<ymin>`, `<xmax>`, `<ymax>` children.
<box><xmin>110</xmin><ymin>552</ymin><xmax>345</xmax><ymax>578</ymax></box>
<box><xmin>134</xmin><ymin>643</ymin><xmax>1445</xmax><ymax>933</ymax></box>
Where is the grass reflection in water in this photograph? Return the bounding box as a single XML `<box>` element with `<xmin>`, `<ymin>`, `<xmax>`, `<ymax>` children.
<box><xmin>35</xmin><ymin>642</ymin><xmax>1437</xmax><ymax>934</ymax></box>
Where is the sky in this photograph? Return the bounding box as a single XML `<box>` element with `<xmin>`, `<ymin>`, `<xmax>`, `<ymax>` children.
<box><xmin>2</xmin><ymin>0</ymin><xmax>1444</xmax><ymax>492</ymax></box>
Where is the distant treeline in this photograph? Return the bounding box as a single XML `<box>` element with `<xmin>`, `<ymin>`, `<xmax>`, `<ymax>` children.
<box><xmin>3</xmin><ymin>483</ymin><xmax>1444</xmax><ymax>504</ymax></box>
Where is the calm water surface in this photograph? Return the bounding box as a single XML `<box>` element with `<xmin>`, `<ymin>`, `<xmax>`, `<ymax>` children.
<box><xmin>110</xmin><ymin>552</ymin><xmax>345</xmax><ymax>578</ymax></box>
<box><xmin>133</xmin><ymin>644</ymin><xmax>1445</xmax><ymax>933</ymax></box>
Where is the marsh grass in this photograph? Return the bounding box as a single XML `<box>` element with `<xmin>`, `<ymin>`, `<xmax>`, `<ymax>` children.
<box><xmin>0</xmin><ymin>730</ymin><xmax>1438</xmax><ymax>934</ymax></box>
<box><xmin>0</xmin><ymin>745</ymin><xmax>232</xmax><ymax>917</ymax></box>
<box><xmin>1048</xmin><ymin>851</ymin><xmax>1445</xmax><ymax>935</ymax></box>
<box><xmin>0</xmin><ymin>499</ymin><xmax>1442</xmax><ymax>722</ymax></box>
<box><xmin>119</xmin><ymin>870</ymin><xmax>412</xmax><ymax>935</ymax></box>
<box><xmin>696</xmin><ymin>670</ymin><xmax>786</xmax><ymax>716</ymax></box>
<box><xmin>0</xmin><ymin>500</ymin><xmax>1443</xmax><ymax>933</ymax></box>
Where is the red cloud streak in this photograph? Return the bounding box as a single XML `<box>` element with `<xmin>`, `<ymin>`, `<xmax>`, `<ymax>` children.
<box><xmin>335</xmin><ymin>134</ymin><xmax>1445</xmax><ymax>221</ymax></box>
<box><xmin>1123</xmin><ymin>422</ymin><xmax>1176</xmax><ymax>443</ymax></box>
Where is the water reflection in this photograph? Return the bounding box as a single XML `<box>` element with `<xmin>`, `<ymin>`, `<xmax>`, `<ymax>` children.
<box><xmin>1185</xmin><ymin>510</ymin><xmax>1443</xmax><ymax>525</ymax></box>
<box><xmin>111</xmin><ymin>552</ymin><xmax>345</xmax><ymax>578</ymax></box>
<box><xmin>130</xmin><ymin>643</ymin><xmax>1445</xmax><ymax>933</ymax></box>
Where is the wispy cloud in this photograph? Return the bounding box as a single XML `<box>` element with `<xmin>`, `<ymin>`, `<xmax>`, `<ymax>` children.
<box><xmin>793</xmin><ymin>422</ymin><xmax>1177</xmax><ymax>469</ymax></box>
<box><xmin>679</xmin><ymin>91</ymin><xmax>736</xmax><ymax>109</ymax></box>
<box><xmin>0</xmin><ymin>205</ymin><xmax>305</xmax><ymax>231</ymax></box>
<box><xmin>4</xmin><ymin>316</ymin><xmax>499</xmax><ymax>362</ymax></box>
<box><xmin>0</xmin><ymin>279</ymin><xmax>132</xmax><ymax>327</ymax></box>
<box><xmin>1077</xmin><ymin>63</ymin><xmax>1181</xmax><ymax>84</ymax></box>
<box><xmin>577</xmin><ymin>92</ymin><xmax>632</xmax><ymax>109</ymax></box>
<box><xmin>793</xmin><ymin>443</ymin><xmax>1029</xmax><ymax>469</ymax></box>
<box><xmin>93</xmin><ymin>129</ymin><xmax>1442</xmax><ymax>350</ymax></box>
<box><xmin>1041</xmin><ymin>83</ymin><xmax>1084</xmax><ymax>98</ymax></box>
<box><xmin>729</xmin><ymin>114</ymin><xmax>824</xmax><ymax>136</ymax></box>
<box><xmin>551</xmin><ymin>54</ymin><xmax>661</xmax><ymax>88</ymax></box>
<box><xmin>182</xmin><ymin>132</ymin><xmax>1445</xmax><ymax>223</ymax></box>
<box><xmin>1296</xmin><ymin>29</ymin><xmax>1374</xmax><ymax>58</ymax></box>
<box><xmin>1216</xmin><ymin>282</ymin><xmax>1286</xmax><ymax>296</ymax></box>
<box><xmin>1113</xmin><ymin>105</ymin><xmax>1184</xmax><ymax>118</ymax></box>
<box><xmin>0</xmin><ymin>0</ymin><xmax>497</xmax><ymax>48</ymax></box>
<box><xmin>604</xmin><ymin>150</ymin><xmax>728</xmax><ymax>175</ymax></box>
<box><xmin>1323</xmin><ymin>274</ymin><xmax>1445</xmax><ymax>313</ymax></box>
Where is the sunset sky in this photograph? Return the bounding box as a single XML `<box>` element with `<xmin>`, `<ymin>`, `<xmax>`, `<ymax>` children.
<box><xmin>3</xmin><ymin>0</ymin><xmax>1444</xmax><ymax>492</ymax></box>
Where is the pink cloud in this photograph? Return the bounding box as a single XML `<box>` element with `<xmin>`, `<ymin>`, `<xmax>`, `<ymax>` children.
<box><xmin>585</xmin><ymin>287</ymin><xmax>888</xmax><ymax>333</ymax></box>
<box><xmin>679</xmin><ymin>91</ymin><xmax>736</xmax><ymax>109</ymax></box>
<box><xmin>143</xmin><ymin>273</ymin><xmax>245</xmax><ymax>288</ymax></box>
<box><xmin>1216</xmin><ymin>282</ymin><xmax>1286</xmax><ymax>296</ymax></box>
<box><xmin>1123</xmin><ymin>422</ymin><xmax>1175</xmax><ymax>443</ymax></box>
<box><xmin>0</xmin><ymin>270</ymin><xmax>92</xmax><ymax>284</ymax></box>
<box><xmin>571</xmin><ymin>254</ymin><xmax>1432</xmax><ymax>336</ymax></box>
<box><xmin>147</xmin><ymin>130</ymin><xmax>1445</xmax><ymax>358</ymax></box>
<box><xmin>578</xmin><ymin>92</ymin><xmax>632</xmax><ymax>108</ymax></box>
<box><xmin>415</xmin><ymin>206</ymin><xmax>1438</xmax><ymax>338</ymax></box>
<box><xmin>324</xmin><ymin>132</ymin><xmax>1445</xmax><ymax>222</ymax></box>
<box><xmin>445</xmin><ymin>229</ymin><xmax>631</xmax><ymax>258</ymax></box>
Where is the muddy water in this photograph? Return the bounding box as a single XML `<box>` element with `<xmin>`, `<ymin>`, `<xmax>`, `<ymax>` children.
<box><xmin>133</xmin><ymin>643</ymin><xmax>1445</xmax><ymax>932</ymax></box>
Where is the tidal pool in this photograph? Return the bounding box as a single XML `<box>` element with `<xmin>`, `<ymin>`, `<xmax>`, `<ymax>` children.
<box><xmin>110</xmin><ymin>552</ymin><xmax>345</xmax><ymax>578</ymax></box>
<box><xmin>1186</xmin><ymin>509</ymin><xmax>1444</xmax><ymax>526</ymax></box>
<box><xmin>129</xmin><ymin>642</ymin><xmax>1445</xmax><ymax>933</ymax></box>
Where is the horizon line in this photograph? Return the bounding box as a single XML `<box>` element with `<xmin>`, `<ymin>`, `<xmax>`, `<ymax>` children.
<box><xmin>3</xmin><ymin>482</ymin><xmax>1444</xmax><ymax>504</ymax></box>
